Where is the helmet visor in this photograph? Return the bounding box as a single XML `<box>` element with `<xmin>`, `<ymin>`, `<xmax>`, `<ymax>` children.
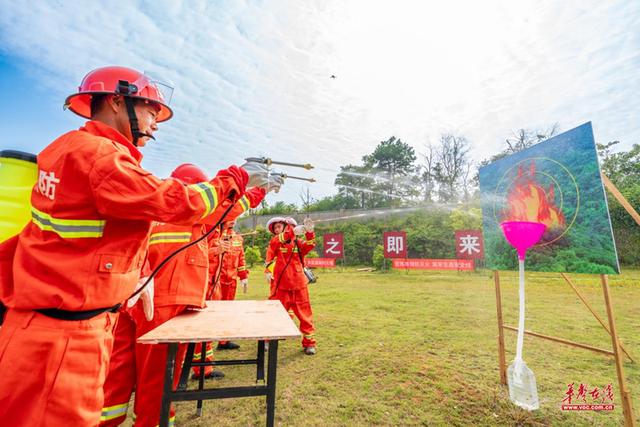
<box><xmin>132</xmin><ymin>71</ymin><xmax>174</xmax><ymax>122</ymax></box>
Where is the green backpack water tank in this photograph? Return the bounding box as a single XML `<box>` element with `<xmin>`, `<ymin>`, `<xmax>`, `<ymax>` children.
<box><xmin>0</xmin><ymin>150</ymin><xmax>37</xmax><ymax>242</ymax></box>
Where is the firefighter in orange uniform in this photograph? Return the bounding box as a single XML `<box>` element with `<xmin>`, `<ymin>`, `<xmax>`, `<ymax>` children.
<box><xmin>191</xmin><ymin>187</ymin><xmax>266</xmax><ymax>378</ymax></box>
<box><xmin>100</xmin><ymin>165</ymin><xmax>274</xmax><ymax>426</ymax></box>
<box><xmin>216</xmin><ymin>219</ymin><xmax>249</xmax><ymax>350</ymax></box>
<box><xmin>264</xmin><ymin>216</ymin><xmax>317</xmax><ymax>355</ymax></box>
<box><xmin>0</xmin><ymin>66</ymin><xmax>267</xmax><ymax>427</ymax></box>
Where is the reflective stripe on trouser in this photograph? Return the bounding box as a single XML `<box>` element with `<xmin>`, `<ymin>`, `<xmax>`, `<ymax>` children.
<box><xmin>191</xmin><ymin>342</ymin><xmax>215</xmax><ymax>377</ymax></box>
<box><xmin>0</xmin><ymin>309</ymin><xmax>116</xmax><ymax>427</ymax></box>
<box><xmin>100</xmin><ymin>313</ymin><xmax>137</xmax><ymax>426</ymax></box>
<box><xmin>100</xmin><ymin>403</ymin><xmax>129</xmax><ymax>423</ymax></box>
<box><xmin>270</xmin><ymin>287</ymin><xmax>316</xmax><ymax>347</ymax></box>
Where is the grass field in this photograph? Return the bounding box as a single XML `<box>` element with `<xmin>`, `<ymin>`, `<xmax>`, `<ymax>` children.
<box><xmin>125</xmin><ymin>267</ymin><xmax>639</xmax><ymax>426</ymax></box>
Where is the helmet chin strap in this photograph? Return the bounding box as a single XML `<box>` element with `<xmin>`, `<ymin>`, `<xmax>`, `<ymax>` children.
<box><xmin>123</xmin><ymin>96</ymin><xmax>151</xmax><ymax>146</ymax></box>
<box><xmin>118</xmin><ymin>80</ymin><xmax>155</xmax><ymax>147</ymax></box>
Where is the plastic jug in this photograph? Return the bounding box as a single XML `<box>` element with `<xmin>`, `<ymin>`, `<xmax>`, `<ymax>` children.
<box><xmin>0</xmin><ymin>150</ymin><xmax>37</xmax><ymax>242</ymax></box>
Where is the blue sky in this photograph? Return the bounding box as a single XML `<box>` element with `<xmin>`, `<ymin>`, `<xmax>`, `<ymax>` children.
<box><xmin>1</xmin><ymin>0</ymin><xmax>639</xmax><ymax>204</ymax></box>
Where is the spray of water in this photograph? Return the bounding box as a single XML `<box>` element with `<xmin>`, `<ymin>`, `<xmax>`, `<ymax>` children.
<box><xmin>340</xmin><ymin>170</ymin><xmax>390</xmax><ymax>182</ymax></box>
<box><xmin>314</xmin><ymin>207</ymin><xmax>423</xmax><ymax>223</ymax></box>
<box><xmin>317</xmin><ymin>166</ymin><xmax>390</xmax><ymax>182</ymax></box>
<box><xmin>338</xmin><ymin>184</ymin><xmax>407</xmax><ymax>200</ymax></box>
<box><xmin>313</xmin><ymin>202</ymin><xmax>468</xmax><ymax>224</ymax></box>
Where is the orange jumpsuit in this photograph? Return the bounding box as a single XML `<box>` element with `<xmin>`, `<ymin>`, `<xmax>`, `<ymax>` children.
<box><xmin>102</xmin><ymin>187</ymin><xmax>265</xmax><ymax>425</ymax></box>
<box><xmin>192</xmin><ymin>188</ymin><xmax>264</xmax><ymax>374</ymax></box>
<box><xmin>219</xmin><ymin>230</ymin><xmax>248</xmax><ymax>301</ymax></box>
<box><xmin>100</xmin><ymin>223</ymin><xmax>208</xmax><ymax>427</ymax></box>
<box><xmin>0</xmin><ymin>121</ymin><xmax>244</xmax><ymax>427</ymax></box>
<box><xmin>265</xmin><ymin>226</ymin><xmax>316</xmax><ymax>348</ymax></box>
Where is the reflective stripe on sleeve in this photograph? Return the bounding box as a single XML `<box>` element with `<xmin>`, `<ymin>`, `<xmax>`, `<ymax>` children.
<box><xmin>31</xmin><ymin>207</ymin><xmax>105</xmax><ymax>238</ymax></box>
<box><xmin>149</xmin><ymin>232</ymin><xmax>192</xmax><ymax>245</ymax></box>
<box><xmin>100</xmin><ymin>402</ymin><xmax>129</xmax><ymax>421</ymax></box>
<box><xmin>238</xmin><ymin>195</ymin><xmax>250</xmax><ymax>212</ymax></box>
<box><xmin>189</xmin><ymin>182</ymin><xmax>219</xmax><ymax>218</ymax></box>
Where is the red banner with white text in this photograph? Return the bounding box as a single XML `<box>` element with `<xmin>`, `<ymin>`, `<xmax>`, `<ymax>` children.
<box><xmin>391</xmin><ymin>259</ymin><xmax>474</xmax><ymax>270</ymax></box>
<box><xmin>305</xmin><ymin>258</ymin><xmax>337</xmax><ymax>268</ymax></box>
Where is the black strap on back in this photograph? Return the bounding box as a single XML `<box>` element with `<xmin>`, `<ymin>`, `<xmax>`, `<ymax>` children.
<box><xmin>36</xmin><ymin>303</ymin><xmax>121</xmax><ymax>321</ymax></box>
<box><xmin>210</xmin><ymin>224</ymin><xmax>227</xmax><ymax>297</ymax></box>
<box><xmin>295</xmin><ymin>240</ymin><xmax>305</xmax><ymax>266</ymax></box>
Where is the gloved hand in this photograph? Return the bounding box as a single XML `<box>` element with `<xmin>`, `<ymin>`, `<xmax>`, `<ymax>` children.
<box><xmin>303</xmin><ymin>217</ymin><xmax>314</xmax><ymax>232</ymax></box>
<box><xmin>293</xmin><ymin>225</ymin><xmax>306</xmax><ymax>236</ymax></box>
<box><xmin>220</xmin><ymin>238</ymin><xmax>231</xmax><ymax>253</ymax></box>
<box><xmin>241</xmin><ymin>162</ymin><xmax>285</xmax><ymax>193</ymax></box>
<box><xmin>242</xmin><ymin>161</ymin><xmax>270</xmax><ymax>188</ymax></box>
<box><xmin>241</xmin><ymin>278</ymin><xmax>249</xmax><ymax>293</ymax></box>
<box><xmin>265</xmin><ymin>272</ymin><xmax>273</xmax><ymax>284</ymax></box>
<box><xmin>216</xmin><ymin>165</ymin><xmax>248</xmax><ymax>194</ymax></box>
<box><xmin>127</xmin><ymin>277</ymin><xmax>155</xmax><ymax>321</ymax></box>
<box><xmin>266</xmin><ymin>174</ymin><xmax>285</xmax><ymax>193</ymax></box>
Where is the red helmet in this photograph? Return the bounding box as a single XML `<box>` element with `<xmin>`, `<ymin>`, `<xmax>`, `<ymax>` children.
<box><xmin>170</xmin><ymin>164</ymin><xmax>209</xmax><ymax>185</ymax></box>
<box><xmin>64</xmin><ymin>66</ymin><xmax>173</xmax><ymax>122</ymax></box>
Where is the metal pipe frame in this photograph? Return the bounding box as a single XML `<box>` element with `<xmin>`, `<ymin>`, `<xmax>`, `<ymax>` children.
<box><xmin>159</xmin><ymin>339</ymin><xmax>279</xmax><ymax>427</ymax></box>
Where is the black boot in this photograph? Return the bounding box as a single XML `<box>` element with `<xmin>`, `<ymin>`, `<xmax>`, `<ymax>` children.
<box><xmin>217</xmin><ymin>341</ymin><xmax>240</xmax><ymax>350</ymax></box>
<box><xmin>191</xmin><ymin>370</ymin><xmax>225</xmax><ymax>380</ymax></box>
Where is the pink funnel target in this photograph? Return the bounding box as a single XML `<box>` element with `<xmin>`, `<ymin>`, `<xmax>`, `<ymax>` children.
<box><xmin>500</xmin><ymin>221</ymin><xmax>547</xmax><ymax>260</ymax></box>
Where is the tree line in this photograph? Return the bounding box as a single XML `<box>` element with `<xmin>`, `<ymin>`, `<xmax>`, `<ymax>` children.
<box><xmin>249</xmin><ymin>126</ymin><xmax>639</xmax><ymax>266</ymax></box>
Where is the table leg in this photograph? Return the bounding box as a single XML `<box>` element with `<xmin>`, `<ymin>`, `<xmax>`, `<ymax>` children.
<box><xmin>197</xmin><ymin>341</ymin><xmax>206</xmax><ymax>416</ymax></box>
<box><xmin>160</xmin><ymin>343</ymin><xmax>178</xmax><ymax>427</ymax></box>
<box><xmin>256</xmin><ymin>340</ymin><xmax>265</xmax><ymax>383</ymax></box>
<box><xmin>266</xmin><ymin>340</ymin><xmax>278</xmax><ymax>427</ymax></box>
<box><xmin>177</xmin><ymin>343</ymin><xmax>195</xmax><ymax>391</ymax></box>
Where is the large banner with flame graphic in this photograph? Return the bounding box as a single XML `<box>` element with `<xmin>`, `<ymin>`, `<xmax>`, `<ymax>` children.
<box><xmin>479</xmin><ymin>122</ymin><xmax>619</xmax><ymax>274</ymax></box>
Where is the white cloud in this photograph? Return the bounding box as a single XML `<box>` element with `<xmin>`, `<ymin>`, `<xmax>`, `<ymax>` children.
<box><xmin>1</xmin><ymin>0</ymin><xmax>639</xmax><ymax>203</ymax></box>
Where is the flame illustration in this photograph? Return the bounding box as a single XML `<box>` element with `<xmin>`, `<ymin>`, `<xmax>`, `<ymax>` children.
<box><xmin>502</xmin><ymin>161</ymin><xmax>565</xmax><ymax>230</ymax></box>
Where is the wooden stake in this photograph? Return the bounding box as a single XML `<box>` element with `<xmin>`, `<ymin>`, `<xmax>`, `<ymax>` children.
<box><xmin>560</xmin><ymin>273</ymin><xmax>634</xmax><ymax>362</ymax></box>
<box><xmin>601</xmin><ymin>274</ymin><xmax>636</xmax><ymax>426</ymax></box>
<box><xmin>602</xmin><ymin>173</ymin><xmax>640</xmax><ymax>227</ymax></box>
<box><xmin>494</xmin><ymin>271</ymin><xmax>507</xmax><ymax>385</ymax></box>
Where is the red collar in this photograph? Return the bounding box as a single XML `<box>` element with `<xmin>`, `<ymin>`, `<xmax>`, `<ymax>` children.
<box><xmin>80</xmin><ymin>121</ymin><xmax>143</xmax><ymax>162</ymax></box>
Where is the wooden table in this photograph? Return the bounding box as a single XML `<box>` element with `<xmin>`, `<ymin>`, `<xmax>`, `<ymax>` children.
<box><xmin>138</xmin><ymin>300</ymin><xmax>301</xmax><ymax>427</ymax></box>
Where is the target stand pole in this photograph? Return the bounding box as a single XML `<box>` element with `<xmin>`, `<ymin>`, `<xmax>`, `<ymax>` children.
<box><xmin>601</xmin><ymin>274</ymin><xmax>636</xmax><ymax>427</ymax></box>
<box><xmin>560</xmin><ymin>273</ymin><xmax>633</xmax><ymax>361</ymax></box>
<box><xmin>493</xmin><ymin>270</ymin><xmax>507</xmax><ymax>385</ymax></box>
